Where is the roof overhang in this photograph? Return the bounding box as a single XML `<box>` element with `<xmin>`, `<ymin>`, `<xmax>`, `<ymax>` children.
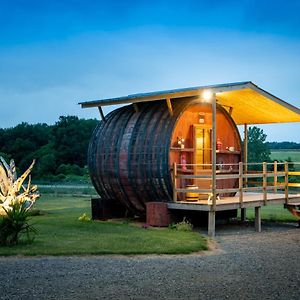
<box><xmin>79</xmin><ymin>81</ymin><xmax>300</xmax><ymax>125</ymax></box>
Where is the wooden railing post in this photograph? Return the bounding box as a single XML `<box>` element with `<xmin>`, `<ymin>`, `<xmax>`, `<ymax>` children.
<box><xmin>211</xmin><ymin>93</ymin><xmax>217</xmax><ymax>212</ymax></box>
<box><xmin>209</xmin><ymin>93</ymin><xmax>217</xmax><ymax>237</ymax></box>
<box><xmin>284</xmin><ymin>161</ymin><xmax>289</xmax><ymax>204</ymax></box>
<box><xmin>239</xmin><ymin>162</ymin><xmax>243</xmax><ymax>206</ymax></box>
<box><xmin>243</xmin><ymin>124</ymin><xmax>248</xmax><ymax>188</ymax></box>
<box><xmin>263</xmin><ymin>162</ymin><xmax>267</xmax><ymax>205</ymax></box>
<box><xmin>274</xmin><ymin>161</ymin><xmax>278</xmax><ymax>193</ymax></box>
<box><xmin>173</xmin><ymin>162</ymin><xmax>177</xmax><ymax>202</ymax></box>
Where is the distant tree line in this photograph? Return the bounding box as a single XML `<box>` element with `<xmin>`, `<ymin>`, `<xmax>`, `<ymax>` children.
<box><xmin>0</xmin><ymin>116</ymin><xmax>98</xmax><ymax>182</ymax></box>
<box><xmin>266</xmin><ymin>141</ymin><xmax>300</xmax><ymax>150</ymax></box>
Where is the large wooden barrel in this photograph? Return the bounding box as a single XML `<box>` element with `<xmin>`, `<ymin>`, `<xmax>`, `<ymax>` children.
<box><xmin>88</xmin><ymin>98</ymin><xmax>241</xmax><ymax>215</ymax></box>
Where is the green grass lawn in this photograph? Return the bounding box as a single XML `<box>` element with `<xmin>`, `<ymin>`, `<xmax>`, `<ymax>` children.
<box><xmin>0</xmin><ymin>195</ymin><xmax>207</xmax><ymax>256</ymax></box>
<box><xmin>242</xmin><ymin>204</ymin><xmax>298</xmax><ymax>222</ymax></box>
<box><xmin>270</xmin><ymin>150</ymin><xmax>300</xmax><ymax>162</ymax></box>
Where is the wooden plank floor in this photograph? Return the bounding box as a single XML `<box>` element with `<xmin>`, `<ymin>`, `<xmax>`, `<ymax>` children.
<box><xmin>168</xmin><ymin>193</ymin><xmax>300</xmax><ymax>212</ymax></box>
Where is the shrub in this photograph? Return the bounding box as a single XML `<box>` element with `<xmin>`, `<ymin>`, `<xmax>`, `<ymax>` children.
<box><xmin>0</xmin><ymin>203</ymin><xmax>37</xmax><ymax>246</ymax></box>
<box><xmin>175</xmin><ymin>217</ymin><xmax>193</xmax><ymax>231</ymax></box>
<box><xmin>169</xmin><ymin>217</ymin><xmax>193</xmax><ymax>231</ymax></box>
<box><xmin>56</xmin><ymin>164</ymin><xmax>84</xmax><ymax>176</ymax></box>
<box><xmin>78</xmin><ymin>213</ymin><xmax>91</xmax><ymax>222</ymax></box>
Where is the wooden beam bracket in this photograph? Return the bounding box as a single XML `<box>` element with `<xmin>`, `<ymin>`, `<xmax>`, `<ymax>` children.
<box><xmin>166</xmin><ymin>98</ymin><xmax>173</xmax><ymax>116</ymax></box>
<box><xmin>98</xmin><ymin>106</ymin><xmax>106</xmax><ymax>122</ymax></box>
<box><xmin>133</xmin><ymin>103</ymin><xmax>139</xmax><ymax>113</ymax></box>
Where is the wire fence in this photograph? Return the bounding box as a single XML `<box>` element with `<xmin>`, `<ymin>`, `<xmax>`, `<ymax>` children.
<box><xmin>35</xmin><ymin>182</ymin><xmax>97</xmax><ymax>197</ymax></box>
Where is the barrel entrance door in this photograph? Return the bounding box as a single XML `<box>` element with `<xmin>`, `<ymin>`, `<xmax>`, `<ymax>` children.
<box><xmin>193</xmin><ymin>125</ymin><xmax>212</xmax><ymax>192</ymax></box>
<box><xmin>193</xmin><ymin>125</ymin><xmax>212</xmax><ymax>168</ymax></box>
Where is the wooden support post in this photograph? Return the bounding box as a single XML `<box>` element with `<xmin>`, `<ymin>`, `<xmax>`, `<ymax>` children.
<box><xmin>166</xmin><ymin>98</ymin><xmax>173</xmax><ymax>116</ymax></box>
<box><xmin>212</xmin><ymin>93</ymin><xmax>217</xmax><ymax>211</ymax></box>
<box><xmin>133</xmin><ymin>103</ymin><xmax>139</xmax><ymax>113</ymax></box>
<box><xmin>274</xmin><ymin>161</ymin><xmax>278</xmax><ymax>193</ymax></box>
<box><xmin>255</xmin><ymin>206</ymin><xmax>261</xmax><ymax>232</ymax></box>
<box><xmin>98</xmin><ymin>106</ymin><xmax>106</xmax><ymax>122</ymax></box>
<box><xmin>208</xmin><ymin>210</ymin><xmax>216</xmax><ymax>237</ymax></box>
<box><xmin>241</xmin><ymin>208</ymin><xmax>246</xmax><ymax>222</ymax></box>
<box><xmin>284</xmin><ymin>161</ymin><xmax>289</xmax><ymax>204</ymax></box>
<box><xmin>263</xmin><ymin>162</ymin><xmax>267</xmax><ymax>205</ymax></box>
<box><xmin>239</xmin><ymin>161</ymin><xmax>243</xmax><ymax>206</ymax></box>
<box><xmin>243</xmin><ymin>124</ymin><xmax>248</xmax><ymax>187</ymax></box>
<box><xmin>173</xmin><ymin>162</ymin><xmax>177</xmax><ymax>202</ymax></box>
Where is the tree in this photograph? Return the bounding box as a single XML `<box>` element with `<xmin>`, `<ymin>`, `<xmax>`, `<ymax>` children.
<box><xmin>247</xmin><ymin>126</ymin><xmax>271</xmax><ymax>163</ymax></box>
<box><xmin>0</xmin><ymin>116</ymin><xmax>98</xmax><ymax>180</ymax></box>
<box><xmin>52</xmin><ymin>116</ymin><xmax>98</xmax><ymax>167</ymax></box>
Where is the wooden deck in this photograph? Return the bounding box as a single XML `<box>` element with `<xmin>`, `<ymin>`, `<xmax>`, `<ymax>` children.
<box><xmin>171</xmin><ymin>161</ymin><xmax>300</xmax><ymax>236</ymax></box>
<box><xmin>168</xmin><ymin>192</ymin><xmax>300</xmax><ymax>212</ymax></box>
<box><xmin>168</xmin><ymin>192</ymin><xmax>300</xmax><ymax>236</ymax></box>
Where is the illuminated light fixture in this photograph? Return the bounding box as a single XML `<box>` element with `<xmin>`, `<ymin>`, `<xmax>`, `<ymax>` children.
<box><xmin>202</xmin><ymin>90</ymin><xmax>213</xmax><ymax>102</ymax></box>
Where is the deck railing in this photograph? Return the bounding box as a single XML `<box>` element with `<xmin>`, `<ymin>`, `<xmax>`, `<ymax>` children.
<box><xmin>172</xmin><ymin>161</ymin><xmax>300</xmax><ymax>207</ymax></box>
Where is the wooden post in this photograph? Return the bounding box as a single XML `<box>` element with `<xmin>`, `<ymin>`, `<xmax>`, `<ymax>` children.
<box><xmin>243</xmin><ymin>124</ymin><xmax>248</xmax><ymax>187</ymax></box>
<box><xmin>241</xmin><ymin>208</ymin><xmax>246</xmax><ymax>222</ymax></box>
<box><xmin>173</xmin><ymin>162</ymin><xmax>177</xmax><ymax>202</ymax></box>
<box><xmin>239</xmin><ymin>161</ymin><xmax>243</xmax><ymax>206</ymax></box>
<box><xmin>263</xmin><ymin>162</ymin><xmax>267</xmax><ymax>205</ymax></box>
<box><xmin>211</xmin><ymin>93</ymin><xmax>217</xmax><ymax>211</ymax></box>
<box><xmin>255</xmin><ymin>206</ymin><xmax>261</xmax><ymax>232</ymax></box>
<box><xmin>208</xmin><ymin>210</ymin><xmax>216</xmax><ymax>237</ymax></box>
<box><xmin>284</xmin><ymin>161</ymin><xmax>289</xmax><ymax>204</ymax></box>
<box><xmin>274</xmin><ymin>161</ymin><xmax>278</xmax><ymax>193</ymax></box>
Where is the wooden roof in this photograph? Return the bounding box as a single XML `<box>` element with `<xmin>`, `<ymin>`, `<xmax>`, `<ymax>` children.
<box><xmin>79</xmin><ymin>81</ymin><xmax>300</xmax><ymax>125</ymax></box>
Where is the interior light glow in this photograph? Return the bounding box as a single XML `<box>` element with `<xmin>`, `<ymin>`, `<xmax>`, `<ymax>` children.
<box><xmin>202</xmin><ymin>90</ymin><xmax>213</xmax><ymax>102</ymax></box>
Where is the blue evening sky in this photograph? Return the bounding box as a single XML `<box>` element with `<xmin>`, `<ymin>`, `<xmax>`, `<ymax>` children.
<box><xmin>1</xmin><ymin>0</ymin><xmax>300</xmax><ymax>141</ymax></box>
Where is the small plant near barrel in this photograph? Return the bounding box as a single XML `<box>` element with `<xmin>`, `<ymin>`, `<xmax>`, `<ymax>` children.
<box><xmin>0</xmin><ymin>157</ymin><xmax>39</xmax><ymax>246</ymax></box>
<box><xmin>169</xmin><ymin>217</ymin><xmax>193</xmax><ymax>231</ymax></box>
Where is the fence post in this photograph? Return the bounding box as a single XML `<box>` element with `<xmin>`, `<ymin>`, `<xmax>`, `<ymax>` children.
<box><xmin>239</xmin><ymin>162</ymin><xmax>243</xmax><ymax>206</ymax></box>
<box><xmin>263</xmin><ymin>162</ymin><xmax>267</xmax><ymax>205</ymax></box>
<box><xmin>284</xmin><ymin>161</ymin><xmax>289</xmax><ymax>204</ymax></box>
<box><xmin>173</xmin><ymin>162</ymin><xmax>177</xmax><ymax>202</ymax></box>
<box><xmin>274</xmin><ymin>161</ymin><xmax>277</xmax><ymax>193</ymax></box>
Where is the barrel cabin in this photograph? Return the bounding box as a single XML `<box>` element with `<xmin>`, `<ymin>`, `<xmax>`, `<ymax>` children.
<box><xmin>80</xmin><ymin>81</ymin><xmax>300</xmax><ymax>236</ymax></box>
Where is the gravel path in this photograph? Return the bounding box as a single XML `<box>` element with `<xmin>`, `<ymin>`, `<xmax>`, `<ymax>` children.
<box><xmin>0</xmin><ymin>222</ymin><xmax>299</xmax><ymax>300</ymax></box>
